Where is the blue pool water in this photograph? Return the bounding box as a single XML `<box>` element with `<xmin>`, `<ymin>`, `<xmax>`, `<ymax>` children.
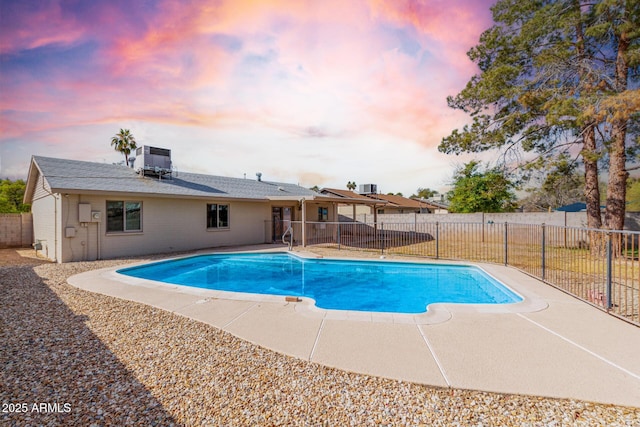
<box><xmin>117</xmin><ymin>253</ymin><xmax>522</xmax><ymax>314</ymax></box>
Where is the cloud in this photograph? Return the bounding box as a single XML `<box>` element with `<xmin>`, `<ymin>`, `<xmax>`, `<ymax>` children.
<box><xmin>367</xmin><ymin>0</ymin><xmax>493</xmax><ymax>45</ymax></box>
<box><xmin>367</xmin><ymin>0</ymin><xmax>494</xmax><ymax>74</ymax></box>
<box><xmin>2</xmin><ymin>0</ymin><xmax>491</xmax><ymax>136</ymax></box>
<box><xmin>0</xmin><ymin>1</ymin><xmax>84</xmax><ymax>54</ymax></box>
<box><xmin>1</xmin><ymin>0</ymin><xmax>495</xmax><ymax>193</ymax></box>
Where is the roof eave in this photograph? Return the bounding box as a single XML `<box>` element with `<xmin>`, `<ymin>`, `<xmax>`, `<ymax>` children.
<box><xmin>46</xmin><ymin>188</ymin><xmax>273</xmax><ymax>203</ymax></box>
<box><xmin>23</xmin><ymin>156</ymin><xmax>43</xmax><ymax>204</ymax></box>
<box><xmin>315</xmin><ymin>195</ymin><xmax>387</xmax><ymax>205</ymax></box>
<box><xmin>266</xmin><ymin>195</ymin><xmax>311</xmax><ymax>202</ymax></box>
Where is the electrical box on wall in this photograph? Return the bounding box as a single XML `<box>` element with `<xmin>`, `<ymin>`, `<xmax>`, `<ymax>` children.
<box><xmin>65</xmin><ymin>227</ymin><xmax>76</xmax><ymax>238</ymax></box>
<box><xmin>91</xmin><ymin>211</ymin><xmax>102</xmax><ymax>222</ymax></box>
<box><xmin>79</xmin><ymin>204</ymin><xmax>92</xmax><ymax>223</ymax></box>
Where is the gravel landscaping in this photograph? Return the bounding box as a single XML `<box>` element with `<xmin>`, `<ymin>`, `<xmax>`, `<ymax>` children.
<box><xmin>1</xmin><ymin>249</ymin><xmax>639</xmax><ymax>426</ymax></box>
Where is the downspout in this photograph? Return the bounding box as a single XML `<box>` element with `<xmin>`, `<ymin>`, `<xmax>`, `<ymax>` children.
<box><xmin>54</xmin><ymin>194</ymin><xmax>59</xmax><ymax>263</ymax></box>
<box><xmin>97</xmin><ymin>221</ymin><xmax>101</xmax><ymax>260</ymax></box>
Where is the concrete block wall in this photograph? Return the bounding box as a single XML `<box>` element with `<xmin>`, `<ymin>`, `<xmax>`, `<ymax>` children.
<box><xmin>346</xmin><ymin>211</ymin><xmax>640</xmax><ymax>230</ymax></box>
<box><xmin>21</xmin><ymin>213</ymin><xmax>33</xmax><ymax>246</ymax></box>
<box><xmin>0</xmin><ymin>213</ymin><xmax>33</xmax><ymax>248</ymax></box>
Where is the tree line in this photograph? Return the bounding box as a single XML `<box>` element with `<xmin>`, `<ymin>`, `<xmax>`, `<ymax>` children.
<box><xmin>0</xmin><ymin>179</ymin><xmax>30</xmax><ymax>213</ymax></box>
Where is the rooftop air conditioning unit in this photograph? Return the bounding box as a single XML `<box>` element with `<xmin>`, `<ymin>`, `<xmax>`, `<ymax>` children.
<box><xmin>359</xmin><ymin>184</ymin><xmax>377</xmax><ymax>195</ymax></box>
<box><xmin>134</xmin><ymin>146</ymin><xmax>172</xmax><ymax>178</ymax></box>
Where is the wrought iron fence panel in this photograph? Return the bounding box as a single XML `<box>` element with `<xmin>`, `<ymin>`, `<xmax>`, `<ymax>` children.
<box><xmin>276</xmin><ymin>220</ymin><xmax>639</xmax><ymax>325</ymax></box>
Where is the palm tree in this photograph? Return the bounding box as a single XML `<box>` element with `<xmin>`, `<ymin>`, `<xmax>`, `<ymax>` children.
<box><xmin>111</xmin><ymin>128</ymin><xmax>137</xmax><ymax>166</ymax></box>
<box><xmin>346</xmin><ymin>181</ymin><xmax>356</xmax><ymax>191</ymax></box>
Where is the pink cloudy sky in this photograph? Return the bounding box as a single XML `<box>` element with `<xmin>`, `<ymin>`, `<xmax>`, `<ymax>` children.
<box><xmin>0</xmin><ymin>0</ymin><xmax>494</xmax><ymax>195</ymax></box>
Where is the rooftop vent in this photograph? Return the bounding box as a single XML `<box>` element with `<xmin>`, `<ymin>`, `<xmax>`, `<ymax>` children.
<box><xmin>256</xmin><ymin>172</ymin><xmax>262</xmax><ymax>182</ymax></box>
<box><xmin>134</xmin><ymin>146</ymin><xmax>172</xmax><ymax>179</ymax></box>
<box><xmin>359</xmin><ymin>183</ymin><xmax>377</xmax><ymax>195</ymax></box>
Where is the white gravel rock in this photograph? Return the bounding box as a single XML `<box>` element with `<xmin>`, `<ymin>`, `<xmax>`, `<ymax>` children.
<box><xmin>1</xmin><ymin>249</ymin><xmax>638</xmax><ymax>426</ymax></box>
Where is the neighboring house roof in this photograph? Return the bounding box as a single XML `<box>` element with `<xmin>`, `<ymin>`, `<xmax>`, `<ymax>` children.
<box><xmin>555</xmin><ymin>202</ymin><xmax>604</xmax><ymax>212</ymax></box>
<box><xmin>25</xmin><ymin>156</ymin><xmax>320</xmax><ymax>202</ymax></box>
<box><xmin>417</xmin><ymin>199</ymin><xmax>449</xmax><ymax>210</ymax></box>
<box><xmin>555</xmin><ymin>202</ymin><xmax>586</xmax><ymax>212</ymax></box>
<box><xmin>367</xmin><ymin>194</ymin><xmax>436</xmax><ymax>210</ymax></box>
<box><xmin>320</xmin><ymin>188</ymin><xmax>374</xmax><ymax>200</ymax></box>
<box><xmin>319</xmin><ymin>188</ymin><xmax>387</xmax><ymax>205</ymax></box>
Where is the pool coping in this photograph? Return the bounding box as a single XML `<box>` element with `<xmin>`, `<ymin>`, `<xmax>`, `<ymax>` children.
<box><xmin>103</xmin><ymin>249</ymin><xmax>549</xmax><ymax>325</ymax></box>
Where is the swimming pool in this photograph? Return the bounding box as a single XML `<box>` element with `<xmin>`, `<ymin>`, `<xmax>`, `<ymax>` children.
<box><xmin>117</xmin><ymin>253</ymin><xmax>522</xmax><ymax>314</ymax></box>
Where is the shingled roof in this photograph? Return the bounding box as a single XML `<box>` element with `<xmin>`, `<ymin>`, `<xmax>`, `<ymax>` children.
<box><xmin>25</xmin><ymin>156</ymin><xmax>319</xmax><ymax>201</ymax></box>
<box><xmin>365</xmin><ymin>193</ymin><xmax>445</xmax><ymax>211</ymax></box>
<box><xmin>320</xmin><ymin>188</ymin><xmax>375</xmax><ymax>200</ymax></box>
<box><xmin>319</xmin><ymin>188</ymin><xmax>387</xmax><ymax>205</ymax></box>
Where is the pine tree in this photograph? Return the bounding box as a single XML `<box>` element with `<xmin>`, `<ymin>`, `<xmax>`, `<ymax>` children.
<box><xmin>440</xmin><ymin>0</ymin><xmax>639</xmax><ymax>229</ymax></box>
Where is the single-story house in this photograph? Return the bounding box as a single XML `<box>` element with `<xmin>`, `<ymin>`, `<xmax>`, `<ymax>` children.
<box><xmin>318</xmin><ymin>188</ymin><xmax>386</xmax><ymax>218</ymax></box>
<box><xmin>23</xmin><ymin>155</ymin><xmax>365</xmax><ymax>263</ymax></box>
<box><xmin>418</xmin><ymin>199</ymin><xmax>449</xmax><ymax>214</ymax></box>
<box><xmin>366</xmin><ymin>194</ymin><xmax>444</xmax><ymax>214</ymax></box>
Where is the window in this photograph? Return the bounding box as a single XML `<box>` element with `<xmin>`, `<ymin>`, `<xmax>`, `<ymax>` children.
<box><xmin>318</xmin><ymin>207</ymin><xmax>328</xmax><ymax>221</ymax></box>
<box><xmin>207</xmin><ymin>204</ymin><xmax>229</xmax><ymax>228</ymax></box>
<box><xmin>106</xmin><ymin>201</ymin><xmax>142</xmax><ymax>232</ymax></box>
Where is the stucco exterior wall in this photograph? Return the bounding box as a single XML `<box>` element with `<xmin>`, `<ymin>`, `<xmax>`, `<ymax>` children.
<box><xmin>337</xmin><ymin>204</ymin><xmax>373</xmax><ymax>216</ymax></box>
<box><xmin>304</xmin><ymin>201</ymin><xmax>337</xmax><ymax>222</ymax></box>
<box><xmin>54</xmin><ymin>194</ymin><xmax>274</xmax><ymax>262</ymax></box>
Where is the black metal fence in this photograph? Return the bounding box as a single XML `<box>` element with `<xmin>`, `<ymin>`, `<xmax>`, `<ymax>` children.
<box><xmin>283</xmin><ymin>220</ymin><xmax>640</xmax><ymax>326</ymax></box>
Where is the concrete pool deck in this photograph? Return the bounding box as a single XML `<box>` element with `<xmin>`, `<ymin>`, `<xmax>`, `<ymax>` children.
<box><xmin>68</xmin><ymin>247</ymin><xmax>640</xmax><ymax>408</ymax></box>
